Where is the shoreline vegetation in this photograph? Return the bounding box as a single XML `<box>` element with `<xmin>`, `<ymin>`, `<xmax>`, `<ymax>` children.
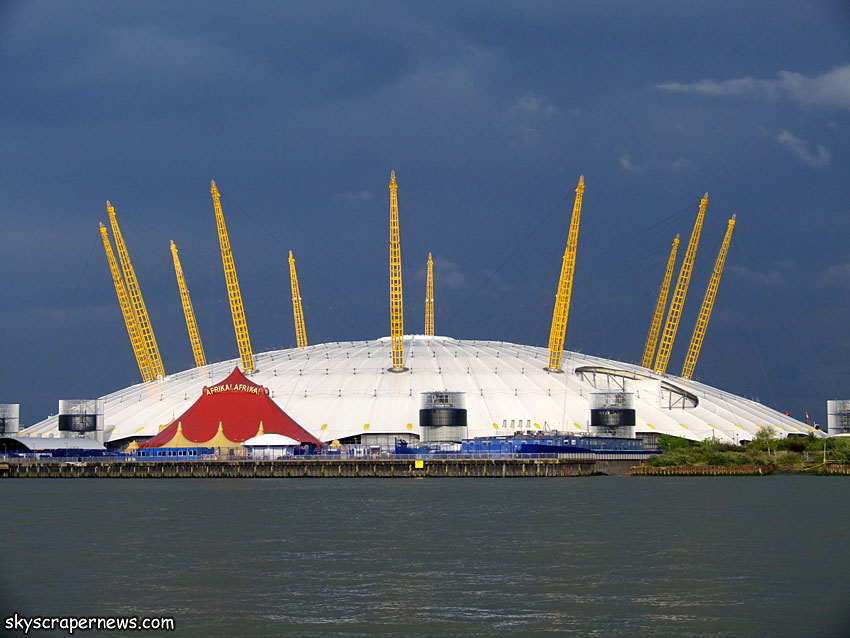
<box><xmin>642</xmin><ymin>428</ymin><xmax>850</xmax><ymax>475</ymax></box>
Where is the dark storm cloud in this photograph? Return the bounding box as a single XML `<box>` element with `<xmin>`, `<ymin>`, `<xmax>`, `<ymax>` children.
<box><xmin>1</xmin><ymin>1</ymin><xmax>423</xmax><ymax>120</ymax></box>
<box><xmin>1</xmin><ymin>0</ymin><xmax>849</xmax><ymax>426</ymax></box>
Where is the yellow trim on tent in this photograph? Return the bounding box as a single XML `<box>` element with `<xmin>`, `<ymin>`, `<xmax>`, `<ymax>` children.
<box><xmin>199</xmin><ymin>421</ymin><xmax>243</xmax><ymax>449</ymax></box>
<box><xmin>159</xmin><ymin>421</ymin><xmax>196</xmax><ymax>448</ymax></box>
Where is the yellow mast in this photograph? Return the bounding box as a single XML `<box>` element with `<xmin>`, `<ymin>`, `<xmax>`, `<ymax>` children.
<box><xmin>389</xmin><ymin>171</ymin><xmax>405</xmax><ymax>371</ymax></box>
<box><xmin>681</xmin><ymin>215</ymin><xmax>736</xmax><ymax>380</ymax></box>
<box><xmin>170</xmin><ymin>240</ymin><xmax>207</xmax><ymax>368</ymax></box>
<box><xmin>425</xmin><ymin>252</ymin><xmax>434</xmax><ymax>337</ymax></box>
<box><xmin>99</xmin><ymin>223</ymin><xmax>154</xmax><ymax>382</ymax></box>
<box><xmin>653</xmin><ymin>193</ymin><xmax>708</xmax><ymax>375</ymax></box>
<box><xmin>210</xmin><ymin>180</ymin><xmax>254</xmax><ymax>373</ymax></box>
<box><xmin>641</xmin><ymin>234</ymin><xmax>680</xmax><ymax>368</ymax></box>
<box><xmin>547</xmin><ymin>175</ymin><xmax>585</xmax><ymax>371</ymax></box>
<box><xmin>107</xmin><ymin>201</ymin><xmax>165</xmax><ymax>379</ymax></box>
<box><xmin>289</xmin><ymin>250</ymin><xmax>308</xmax><ymax>348</ymax></box>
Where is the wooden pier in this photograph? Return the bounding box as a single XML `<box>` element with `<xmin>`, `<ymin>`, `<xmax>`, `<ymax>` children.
<box><xmin>630</xmin><ymin>464</ymin><xmax>776</xmax><ymax>476</ymax></box>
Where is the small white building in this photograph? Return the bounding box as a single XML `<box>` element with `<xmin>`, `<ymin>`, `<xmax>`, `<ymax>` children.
<box><xmin>242</xmin><ymin>433</ymin><xmax>301</xmax><ymax>459</ymax></box>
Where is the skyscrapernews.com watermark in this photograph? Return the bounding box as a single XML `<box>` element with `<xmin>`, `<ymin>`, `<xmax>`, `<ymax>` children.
<box><xmin>4</xmin><ymin>614</ymin><xmax>175</xmax><ymax>634</ymax></box>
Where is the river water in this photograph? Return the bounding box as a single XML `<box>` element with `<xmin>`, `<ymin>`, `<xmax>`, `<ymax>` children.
<box><xmin>1</xmin><ymin>476</ymin><xmax>848</xmax><ymax>637</ymax></box>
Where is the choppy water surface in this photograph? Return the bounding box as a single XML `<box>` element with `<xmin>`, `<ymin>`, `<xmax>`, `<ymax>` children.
<box><xmin>1</xmin><ymin>477</ymin><xmax>849</xmax><ymax>637</ymax></box>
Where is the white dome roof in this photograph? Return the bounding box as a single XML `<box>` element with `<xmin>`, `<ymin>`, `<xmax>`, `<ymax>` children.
<box><xmin>20</xmin><ymin>335</ymin><xmax>821</xmax><ymax>445</ymax></box>
<box><xmin>243</xmin><ymin>433</ymin><xmax>301</xmax><ymax>447</ymax></box>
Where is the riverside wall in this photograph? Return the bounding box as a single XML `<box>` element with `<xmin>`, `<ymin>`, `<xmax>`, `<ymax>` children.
<box><xmin>0</xmin><ymin>458</ymin><xmax>641</xmax><ymax>478</ymax></box>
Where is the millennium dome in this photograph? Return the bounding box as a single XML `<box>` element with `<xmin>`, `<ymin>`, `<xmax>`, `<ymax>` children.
<box><xmin>20</xmin><ymin>335</ymin><xmax>820</xmax><ymax>447</ymax></box>
<box><xmin>16</xmin><ymin>175</ymin><xmax>825</xmax><ymax>448</ymax></box>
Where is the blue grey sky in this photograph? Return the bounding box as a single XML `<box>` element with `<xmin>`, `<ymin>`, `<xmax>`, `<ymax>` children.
<box><xmin>1</xmin><ymin>1</ymin><xmax>849</xmax><ymax>427</ymax></box>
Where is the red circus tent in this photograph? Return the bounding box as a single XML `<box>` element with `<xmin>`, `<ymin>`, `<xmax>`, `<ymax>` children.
<box><xmin>140</xmin><ymin>367</ymin><xmax>321</xmax><ymax>448</ymax></box>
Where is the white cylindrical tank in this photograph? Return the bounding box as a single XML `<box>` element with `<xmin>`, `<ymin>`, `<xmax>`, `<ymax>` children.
<box><xmin>827</xmin><ymin>400</ymin><xmax>850</xmax><ymax>435</ymax></box>
<box><xmin>420</xmin><ymin>392</ymin><xmax>468</xmax><ymax>442</ymax></box>
<box><xmin>0</xmin><ymin>404</ymin><xmax>20</xmax><ymax>437</ymax></box>
<box><xmin>58</xmin><ymin>399</ymin><xmax>105</xmax><ymax>444</ymax></box>
<box><xmin>590</xmin><ymin>392</ymin><xmax>636</xmax><ymax>438</ymax></box>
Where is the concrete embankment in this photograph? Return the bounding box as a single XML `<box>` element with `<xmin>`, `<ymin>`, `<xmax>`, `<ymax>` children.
<box><xmin>0</xmin><ymin>458</ymin><xmax>642</xmax><ymax>478</ymax></box>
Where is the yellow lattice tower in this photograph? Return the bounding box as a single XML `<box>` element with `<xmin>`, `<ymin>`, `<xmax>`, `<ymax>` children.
<box><xmin>547</xmin><ymin>175</ymin><xmax>585</xmax><ymax>371</ymax></box>
<box><xmin>388</xmin><ymin>171</ymin><xmax>405</xmax><ymax>371</ymax></box>
<box><xmin>425</xmin><ymin>252</ymin><xmax>434</xmax><ymax>337</ymax></box>
<box><xmin>289</xmin><ymin>250</ymin><xmax>308</xmax><ymax>348</ymax></box>
<box><xmin>653</xmin><ymin>193</ymin><xmax>708</xmax><ymax>375</ymax></box>
<box><xmin>211</xmin><ymin>180</ymin><xmax>254</xmax><ymax>373</ymax></box>
<box><xmin>107</xmin><ymin>201</ymin><xmax>165</xmax><ymax>379</ymax></box>
<box><xmin>170</xmin><ymin>241</ymin><xmax>207</xmax><ymax>367</ymax></box>
<box><xmin>99</xmin><ymin>223</ymin><xmax>154</xmax><ymax>382</ymax></box>
<box><xmin>641</xmin><ymin>234</ymin><xmax>680</xmax><ymax>368</ymax></box>
<box><xmin>682</xmin><ymin>215</ymin><xmax>736</xmax><ymax>379</ymax></box>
